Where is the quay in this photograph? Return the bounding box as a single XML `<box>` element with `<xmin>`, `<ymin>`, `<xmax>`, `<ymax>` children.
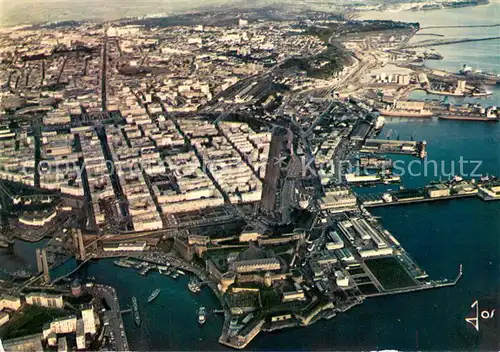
<box><xmin>358</xmin><ymin>179</ymin><xmax>500</xmax><ymax>208</ymax></box>
<box><xmin>361</xmin><ymin>139</ymin><xmax>427</xmax><ymax>159</ymax></box>
<box><xmin>403</xmin><ymin>36</ymin><xmax>500</xmax><ymax>49</ymax></box>
<box><xmin>365</xmin><ymin>264</ymin><xmax>463</xmax><ymax>298</ymax></box>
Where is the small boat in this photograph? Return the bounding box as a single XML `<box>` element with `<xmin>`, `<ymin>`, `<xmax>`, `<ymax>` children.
<box><xmin>176</xmin><ymin>269</ymin><xmax>186</xmax><ymax>276</ymax></box>
<box><xmin>188</xmin><ymin>278</ymin><xmax>201</xmax><ymax>293</ymax></box>
<box><xmin>113</xmin><ymin>259</ymin><xmax>132</xmax><ymax>268</ymax></box>
<box><xmin>147</xmin><ymin>289</ymin><xmax>161</xmax><ymax>303</ymax></box>
<box><xmin>198</xmin><ymin>307</ymin><xmax>206</xmax><ymax>325</ymax></box>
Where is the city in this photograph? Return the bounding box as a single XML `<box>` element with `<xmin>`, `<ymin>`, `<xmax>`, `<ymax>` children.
<box><xmin>0</xmin><ymin>2</ymin><xmax>499</xmax><ymax>351</ymax></box>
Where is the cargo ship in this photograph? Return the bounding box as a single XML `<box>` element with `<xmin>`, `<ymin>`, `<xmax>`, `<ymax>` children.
<box><xmin>380</xmin><ymin>110</ymin><xmax>433</xmax><ymax>118</ymax></box>
<box><xmin>147</xmin><ymin>289</ymin><xmax>161</xmax><ymax>303</ymax></box>
<box><xmin>132</xmin><ymin>296</ymin><xmax>141</xmax><ymax>326</ymax></box>
<box><xmin>439</xmin><ymin>114</ymin><xmax>499</xmax><ymax>122</ymax></box>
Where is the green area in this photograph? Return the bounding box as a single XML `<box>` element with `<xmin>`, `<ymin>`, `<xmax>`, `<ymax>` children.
<box><xmin>0</xmin><ymin>305</ymin><xmax>69</xmax><ymax>340</ymax></box>
<box><xmin>365</xmin><ymin>257</ymin><xmax>417</xmax><ymax>290</ymax></box>
<box><xmin>279</xmin><ymin>45</ymin><xmax>352</xmax><ymax>79</ymax></box>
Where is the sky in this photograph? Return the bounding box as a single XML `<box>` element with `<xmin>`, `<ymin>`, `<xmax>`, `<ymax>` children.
<box><xmin>0</xmin><ymin>0</ymin><xmax>298</xmax><ymax>27</ymax></box>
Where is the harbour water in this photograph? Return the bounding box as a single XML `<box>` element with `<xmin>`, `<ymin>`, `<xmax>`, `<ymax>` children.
<box><xmin>0</xmin><ymin>4</ymin><xmax>499</xmax><ymax>351</ymax></box>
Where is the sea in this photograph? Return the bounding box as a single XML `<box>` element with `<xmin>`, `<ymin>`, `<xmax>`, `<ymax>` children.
<box><xmin>1</xmin><ymin>3</ymin><xmax>499</xmax><ymax>351</ymax></box>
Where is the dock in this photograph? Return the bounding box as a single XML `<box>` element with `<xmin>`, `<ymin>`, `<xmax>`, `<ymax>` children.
<box><xmin>361</xmin><ymin>139</ymin><xmax>427</xmax><ymax>158</ymax></box>
<box><xmin>358</xmin><ymin>178</ymin><xmax>500</xmax><ymax>208</ymax></box>
<box><xmin>366</xmin><ymin>264</ymin><xmax>463</xmax><ymax>298</ymax></box>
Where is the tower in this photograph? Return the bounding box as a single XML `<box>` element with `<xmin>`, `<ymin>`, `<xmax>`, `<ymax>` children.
<box><xmin>77</xmin><ymin>229</ymin><xmax>86</xmax><ymax>261</ymax></box>
<box><xmin>41</xmin><ymin>249</ymin><xmax>50</xmax><ymax>283</ymax></box>
<box><xmin>72</xmin><ymin>228</ymin><xmax>86</xmax><ymax>261</ymax></box>
<box><xmin>35</xmin><ymin>248</ymin><xmax>44</xmax><ymax>274</ymax></box>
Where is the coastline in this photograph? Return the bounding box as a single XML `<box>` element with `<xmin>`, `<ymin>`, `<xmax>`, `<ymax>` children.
<box><xmin>0</xmin><ymin>3</ymin><xmax>498</xmax><ymax>351</ymax></box>
<box><xmin>0</xmin><ymin>0</ymin><xmax>494</xmax><ymax>29</ymax></box>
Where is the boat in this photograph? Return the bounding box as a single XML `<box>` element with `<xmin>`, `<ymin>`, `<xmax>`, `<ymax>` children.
<box><xmin>438</xmin><ymin>114</ymin><xmax>498</xmax><ymax>122</ymax></box>
<box><xmin>198</xmin><ymin>307</ymin><xmax>207</xmax><ymax>325</ymax></box>
<box><xmin>188</xmin><ymin>278</ymin><xmax>201</xmax><ymax>293</ymax></box>
<box><xmin>132</xmin><ymin>296</ymin><xmax>141</xmax><ymax>326</ymax></box>
<box><xmin>380</xmin><ymin>109</ymin><xmax>433</xmax><ymax>118</ymax></box>
<box><xmin>373</xmin><ymin>116</ymin><xmax>385</xmax><ymax>132</ymax></box>
<box><xmin>139</xmin><ymin>266</ymin><xmax>151</xmax><ymax>276</ymax></box>
<box><xmin>176</xmin><ymin>269</ymin><xmax>186</xmax><ymax>276</ymax></box>
<box><xmin>147</xmin><ymin>289</ymin><xmax>161</xmax><ymax>303</ymax></box>
<box><xmin>113</xmin><ymin>259</ymin><xmax>133</xmax><ymax>269</ymax></box>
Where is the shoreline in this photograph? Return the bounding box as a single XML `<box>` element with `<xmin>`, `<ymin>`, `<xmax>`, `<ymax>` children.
<box><xmin>0</xmin><ymin>0</ymin><xmax>494</xmax><ymax>30</ymax></box>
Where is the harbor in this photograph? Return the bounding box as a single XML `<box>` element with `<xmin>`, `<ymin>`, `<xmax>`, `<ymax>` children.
<box><xmin>0</xmin><ymin>2</ymin><xmax>498</xmax><ymax>351</ymax></box>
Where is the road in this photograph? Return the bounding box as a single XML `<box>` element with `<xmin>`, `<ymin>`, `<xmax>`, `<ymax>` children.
<box><xmin>89</xmin><ymin>284</ymin><xmax>129</xmax><ymax>351</ymax></box>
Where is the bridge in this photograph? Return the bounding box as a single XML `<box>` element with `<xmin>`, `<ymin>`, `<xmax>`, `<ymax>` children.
<box><xmin>50</xmin><ymin>258</ymin><xmax>91</xmax><ymax>285</ymax></box>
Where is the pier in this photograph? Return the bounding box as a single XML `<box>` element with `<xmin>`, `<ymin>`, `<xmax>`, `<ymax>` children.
<box><xmin>361</xmin><ymin>139</ymin><xmax>427</xmax><ymax>159</ymax></box>
<box><xmin>365</xmin><ymin>265</ymin><xmax>463</xmax><ymax>298</ymax></box>
<box><xmin>358</xmin><ymin>179</ymin><xmax>499</xmax><ymax>208</ymax></box>
<box><xmin>403</xmin><ymin>36</ymin><xmax>500</xmax><ymax>49</ymax></box>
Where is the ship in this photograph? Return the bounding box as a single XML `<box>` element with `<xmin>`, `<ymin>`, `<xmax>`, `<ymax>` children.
<box><xmin>132</xmin><ymin>296</ymin><xmax>141</xmax><ymax>326</ymax></box>
<box><xmin>373</xmin><ymin>116</ymin><xmax>385</xmax><ymax>133</ymax></box>
<box><xmin>198</xmin><ymin>307</ymin><xmax>207</xmax><ymax>325</ymax></box>
<box><xmin>439</xmin><ymin>114</ymin><xmax>499</xmax><ymax>122</ymax></box>
<box><xmin>113</xmin><ymin>259</ymin><xmax>133</xmax><ymax>269</ymax></box>
<box><xmin>147</xmin><ymin>289</ymin><xmax>161</xmax><ymax>303</ymax></box>
<box><xmin>380</xmin><ymin>109</ymin><xmax>433</xmax><ymax>118</ymax></box>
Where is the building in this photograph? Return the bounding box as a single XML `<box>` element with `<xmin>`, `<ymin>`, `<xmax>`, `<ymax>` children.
<box><xmin>427</xmin><ymin>184</ymin><xmax>451</xmax><ymax>198</ymax></box>
<box><xmin>81</xmin><ymin>305</ymin><xmax>97</xmax><ymax>335</ymax></box>
<box><xmin>50</xmin><ymin>315</ymin><xmax>77</xmax><ymax>334</ymax></box>
<box><xmin>102</xmin><ymin>240</ymin><xmax>147</xmax><ymax>252</ymax></box>
<box><xmin>25</xmin><ymin>292</ymin><xmax>64</xmax><ymax>309</ymax></box>
<box><xmin>232</xmin><ymin>258</ymin><xmax>281</xmax><ymax>274</ymax></box>
<box><xmin>0</xmin><ymin>295</ymin><xmax>21</xmax><ymax>311</ymax></box>
<box><xmin>358</xmin><ymin>247</ymin><xmax>393</xmax><ymax>258</ymax></box>
<box><xmin>1</xmin><ymin>334</ymin><xmax>44</xmax><ymax>352</ymax></box>
<box><xmin>395</xmin><ymin>100</ymin><xmax>426</xmax><ymax>112</ymax></box>
<box><xmin>326</xmin><ymin>231</ymin><xmax>344</xmax><ymax>250</ymax></box>
<box><xmin>57</xmin><ymin>337</ymin><xmax>68</xmax><ymax>352</ymax></box>
<box><xmin>76</xmin><ymin>319</ymin><xmax>86</xmax><ymax>349</ymax></box>
<box><xmin>319</xmin><ymin>188</ymin><xmax>357</xmax><ymax>212</ymax></box>
<box><xmin>71</xmin><ymin>280</ymin><xmax>82</xmax><ymax>296</ymax></box>
<box><xmin>46</xmin><ymin>332</ymin><xmax>57</xmax><ymax>347</ymax></box>
<box><xmin>335</xmin><ymin>271</ymin><xmax>350</xmax><ymax>287</ymax></box>
<box><xmin>19</xmin><ymin>210</ymin><xmax>57</xmax><ymax>227</ymax></box>
<box><xmin>0</xmin><ymin>311</ymin><xmax>9</xmax><ymax>326</ymax></box>
<box><xmin>282</xmin><ymin>289</ymin><xmax>305</xmax><ymax>302</ymax></box>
